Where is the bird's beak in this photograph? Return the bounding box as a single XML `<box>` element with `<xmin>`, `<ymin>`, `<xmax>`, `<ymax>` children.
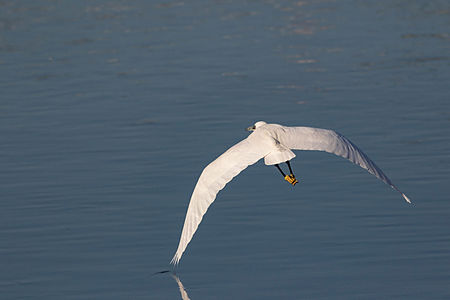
<box><xmin>246</xmin><ymin>126</ymin><xmax>255</xmax><ymax>131</ymax></box>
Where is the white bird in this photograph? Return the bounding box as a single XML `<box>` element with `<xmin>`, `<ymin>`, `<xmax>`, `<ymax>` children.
<box><xmin>171</xmin><ymin>121</ymin><xmax>410</xmax><ymax>265</ymax></box>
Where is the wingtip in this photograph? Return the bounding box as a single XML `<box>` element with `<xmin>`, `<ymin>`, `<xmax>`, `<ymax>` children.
<box><xmin>170</xmin><ymin>253</ymin><xmax>181</xmax><ymax>266</ymax></box>
<box><xmin>402</xmin><ymin>193</ymin><xmax>411</xmax><ymax>204</ymax></box>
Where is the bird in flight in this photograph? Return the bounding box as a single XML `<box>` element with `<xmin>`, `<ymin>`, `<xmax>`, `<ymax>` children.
<box><xmin>171</xmin><ymin>121</ymin><xmax>410</xmax><ymax>265</ymax></box>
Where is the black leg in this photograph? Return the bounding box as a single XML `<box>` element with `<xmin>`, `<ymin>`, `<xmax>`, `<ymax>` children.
<box><xmin>286</xmin><ymin>161</ymin><xmax>294</xmax><ymax>176</ymax></box>
<box><xmin>275</xmin><ymin>164</ymin><xmax>286</xmax><ymax>177</ymax></box>
<box><xmin>278</xmin><ymin>162</ymin><xmax>298</xmax><ymax>186</ymax></box>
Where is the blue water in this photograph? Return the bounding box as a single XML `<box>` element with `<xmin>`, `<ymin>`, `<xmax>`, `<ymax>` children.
<box><xmin>1</xmin><ymin>1</ymin><xmax>449</xmax><ymax>299</ymax></box>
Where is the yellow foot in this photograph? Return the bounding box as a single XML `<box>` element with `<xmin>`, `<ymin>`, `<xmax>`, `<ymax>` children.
<box><xmin>284</xmin><ymin>174</ymin><xmax>299</xmax><ymax>186</ymax></box>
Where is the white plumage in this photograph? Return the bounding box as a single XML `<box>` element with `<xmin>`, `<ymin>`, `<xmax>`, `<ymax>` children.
<box><xmin>171</xmin><ymin>121</ymin><xmax>410</xmax><ymax>265</ymax></box>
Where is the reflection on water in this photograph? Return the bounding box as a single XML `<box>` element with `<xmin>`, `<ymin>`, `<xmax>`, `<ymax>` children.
<box><xmin>171</xmin><ymin>273</ymin><xmax>191</xmax><ymax>300</ymax></box>
<box><xmin>1</xmin><ymin>0</ymin><xmax>449</xmax><ymax>299</ymax></box>
<box><xmin>153</xmin><ymin>271</ymin><xmax>191</xmax><ymax>300</ymax></box>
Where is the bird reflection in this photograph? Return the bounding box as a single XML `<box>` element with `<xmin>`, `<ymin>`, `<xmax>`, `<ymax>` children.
<box><xmin>153</xmin><ymin>270</ymin><xmax>191</xmax><ymax>299</ymax></box>
<box><xmin>171</xmin><ymin>273</ymin><xmax>191</xmax><ymax>300</ymax></box>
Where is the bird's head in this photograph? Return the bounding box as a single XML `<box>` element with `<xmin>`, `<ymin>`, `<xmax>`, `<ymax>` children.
<box><xmin>246</xmin><ymin>121</ymin><xmax>267</xmax><ymax>131</ymax></box>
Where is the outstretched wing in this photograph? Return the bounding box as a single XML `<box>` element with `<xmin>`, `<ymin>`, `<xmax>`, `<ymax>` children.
<box><xmin>171</xmin><ymin>135</ymin><xmax>269</xmax><ymax>265</ymax></box>
<box><xmin>277</xmin><ymin>126</ymin><xmax>410</xmax><ymax>203</ymax></box>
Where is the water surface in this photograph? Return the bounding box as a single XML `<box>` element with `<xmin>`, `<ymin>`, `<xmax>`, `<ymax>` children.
<box><xmin>1</xmin><ymin>1</ymin><xmax>449</xmax><ymax>299</ymax></box>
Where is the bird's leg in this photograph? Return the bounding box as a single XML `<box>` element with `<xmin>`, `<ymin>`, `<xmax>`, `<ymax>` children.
<box><xmin>286</xmin><ymin>161</ymin><xmax>294</xmax><ymax>177</ymax></box>
<box><xmin>275</xmin><ymin>164</ymin><xmax>286</xmax><ymax>177</ymax></box>
<box><xmin>275</xmin><ymin>163</ymin><xmax>298</xmax><ymax>186</ymax></box>
<box><xmin>285</xmin><ymin>161</ymin><xmax>298</xmax><ymax>186</ymax></box>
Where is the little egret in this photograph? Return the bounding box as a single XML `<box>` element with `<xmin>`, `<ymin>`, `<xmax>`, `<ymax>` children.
<box><xmin>171</xmin><ymin>121</ymin><xmax>410</xmax><ymax>265</ymax></box>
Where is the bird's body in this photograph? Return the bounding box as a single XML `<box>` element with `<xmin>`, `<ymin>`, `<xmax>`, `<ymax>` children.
<box><xmin>171</xmin><ymin>121</ymin><xmax>410</xmax><ymax>265</ymax></box>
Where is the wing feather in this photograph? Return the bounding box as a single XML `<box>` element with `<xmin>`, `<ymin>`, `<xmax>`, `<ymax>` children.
<box><xmin>278</xmin><ymin>126</ymin><xmax>410</xmax><ymax>203</ymax></box>
<box><xmin>171</xmin><ymin>125</ymin><xmax>411</xmax><ymax>265</ymax></box>
<box><xmin>171</xmin><ymin>135</ymin><xmax>268</xmax><ymax>265</ymax></box>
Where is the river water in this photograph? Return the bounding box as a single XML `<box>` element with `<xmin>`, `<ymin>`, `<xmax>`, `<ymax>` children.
<box><xmin>1</xmin><ymin>1</ymin><xmax>449</xmax><ymax>299</ymax></box>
